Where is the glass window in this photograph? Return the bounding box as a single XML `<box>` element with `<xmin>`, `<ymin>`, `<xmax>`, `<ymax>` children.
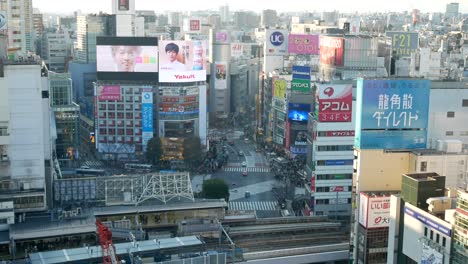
<box><xmin>447</xmin><ymin>111</ymin><xmax>455</xmax><ymax>118</ymax></box>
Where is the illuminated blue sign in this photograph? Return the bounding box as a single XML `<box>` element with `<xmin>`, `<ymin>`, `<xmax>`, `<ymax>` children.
<box><xmin>355</xmin><ymin>79</ymin><xmax>430</xmax><ymax>149</ymax></box>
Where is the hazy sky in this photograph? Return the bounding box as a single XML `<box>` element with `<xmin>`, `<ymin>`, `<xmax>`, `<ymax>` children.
<box><xmin>33</xmin><ymin>0</ymin><xmax>467</xmax><ymax>14</ymax></box>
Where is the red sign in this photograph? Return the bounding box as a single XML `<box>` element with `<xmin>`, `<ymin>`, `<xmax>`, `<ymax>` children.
<box><xmin>326</xmin><ymin>130</ymin><xmax>355</xmax><ymax>137</ymax></box>
<box><xmin>311</xmin><ymin>174</ymin><xmax>316</xmax><ymax>193</ymax></box>
<box><xmin>285</xmin><ymin>121</ymin><xmax>291</xmax><ymax>149</ymax></box>
<box><xmin>319</xmin><ymin>36</ymin><xmax>344</xmax><ymax>66</ymax></box>
<box><xmin>318</xmin><ymin>84</ymin><xmax>352</xmax><ymax>122</ymax></box>
<box><xmin>330</xmin><ymin>186</ymin><xmax>344</xmax><ymax>192</ymax></box>
<box><xmin>190</xmin><ymin>19</ymin><xmax>201</xmax><ymax>31</ymax></box>
<box><xmin>98</xmin><ymin>85</ymin><xmax>121</xmax><ymax>101</ymax></box>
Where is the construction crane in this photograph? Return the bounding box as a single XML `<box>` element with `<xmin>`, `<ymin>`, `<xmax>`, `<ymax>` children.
<box><xmin>96</xmin><ymin>219</ymin><xmax>120</xmax><ymax>264</ymax></box>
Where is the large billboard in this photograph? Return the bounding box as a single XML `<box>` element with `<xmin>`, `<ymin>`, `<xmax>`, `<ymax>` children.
<box><xmin>97</xmin><ymin>85</ymin><xmax>121</xmax><ymax>101</ymax></box>
<box><xmin>159</xmin><ymin>40</ymin><xmax>207</xmax><ymax>82</ymax></box>
<box><xmin>215</xmin><ymin>62</ymin><xmax>227</xmax><ymax>89</ymax></box>
<box><xmin>288</xmin><ymin>103</ymin><xmax>310</xmax><ymax>123</ymax></box>
<box><xmin>215</xmin><ymin>31</ymin><xmax>230</xmax><ymax>43</ymax></box>
<box><xmin>159</xmin><ymin>86</ymin><xmax>200</xmax><ymax>116</ymax></box>
<box><xmin>231</xmin><ymin>43</ymin><xmax>243</xmax><ymax>58</ymax></box>
<box><xmin>273</xmin><ymin>78</ymin><xmax>287</xmax><ymax>99</ymax></box>
<box><xmin>183</xmin><ymin>18</ymin><xmax>201</xmax><ymax>33</ymax></box>
<box><xmin>317</xmin><ymin>84</ymin><xmax>352</xmax><ymax>122</ymax></box>
<box><xmin>421</xmin><ymin>244</ymin><xmax>443</xmax><ymax>264</ymax></box>
<box><xmin>142</xmin><ymin>91</ymin><xmax>154</xmax><ymax>150</ymax></box>
<box><xmin>320</xmin><ymin>36</ymin><xmax>344</xmax><ymax>66</ymax></box>
<box><xmin>96</xmin><ymin>37</ymin><xmax>158</xmax><ymax>80</ymax></box>
<box><xmin>359</xmin><ymin>193</ymin><xmax>391</xmax><ymax>229</ymax></box>
<box><xmin>265</xmin><ymin>29</ymin><xmax>288</xmax><ymax>56</ymax></box>
<box><xmin>288</xmin><ymin>34</ymin><xmax>319</xmax><ymax>55</ymax></box>
<box><xmin>355</xmin><ymin>79</ymin><xmax>430</xmax><ymax>149</ymax></box>
<box><xmin>386</xmin><ymin>32</ymin><xmax>419</xmax><ymax>57</ymax></box>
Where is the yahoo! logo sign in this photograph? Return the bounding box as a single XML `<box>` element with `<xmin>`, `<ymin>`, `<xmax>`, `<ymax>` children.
<box><xmin>270</xmin><ymin>31</ymin><xmax>284</xmax><ymax>46</ymax></box>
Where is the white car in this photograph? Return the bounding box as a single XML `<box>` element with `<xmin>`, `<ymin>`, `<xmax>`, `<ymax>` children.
<box><xmin>242</xmin><ymin>161</ymin><xmax>247</xmax><ymax>167</ymax></box>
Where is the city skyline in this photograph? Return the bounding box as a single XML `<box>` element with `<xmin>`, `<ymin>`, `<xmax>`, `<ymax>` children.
<box><xmin>33</xmin><ymin>0</ymin><xmax>466</xmax><ymax>14</ymax></box>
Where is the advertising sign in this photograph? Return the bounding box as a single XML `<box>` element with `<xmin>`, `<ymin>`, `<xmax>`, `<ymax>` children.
<box><xmin>405</xmin><ymin>205</ymin><xmax>452</xmax><ymax>237</ymax></box>
<box><xmin>0</xmin><ymin>11</ymin><xmax>7</xmax><ymax>32</ymax></box>
<box><xmin>288</xmin><ymin>34</ymin><xmax>319</xmax><ymax>55</ymax></box>
<box><xmin>325</xmin><ymin>160</ymin><xmax>353</xmax><ymax>166</ymax></box>
<box><xmin>317</xmin><ymin>84</ymin><xmax>352</xmax><ymax>122</ymax></box>
<box><xmin>265</xmin><ymin>29</ymin><xmax>288</xmax><ymax>56</ymax></box>
<box><xmin>330</xmin><ymin>186</ymin><xmax>345</xmax><ymax>192</ymax></box>
<box><xmin>142</xmin><ymin>91</ymin><xmax>154</xmax><ymax>150</ymax></box>
<box><xmin>291</xmin><ymin>79</ymin><xmax>310</xmax><ymax>93</ymax></box>
<box><xmin>97</xmin><ymin>85</ymin><xmax>121</xmax><ymax>101</ymax></box>
<box><xmin>326</xmin><ymin>131</ymin><xmax>355</xmax><ymax>137</ymax></box>
<box><xmin>319</xmin><ymin>36</ymin><xmax>344</xmax><ymax>66</ymax></box>
<box><xmin>355</xmin><ymin>79</ymin><xmax>430</xmax><ymax>149</ymax></box>
<box><xmin>215</xmin><ymin>31</ymin><xmax>230</xmax><ymax>43</ymax></box>
<box><xmin>288</xmin><ymin>103</ymin><xmax>310</xmax><ymax>123</ymax></box>
<box><xmin>386</xmin><ymin>32</ymin><xmax>419</xmax><ymax>57</ymax></box>
<box><xmin>359</xmin><ymin>193</ymin><xmax>391</xmax><ymax>228</ymax></box>
<box><xmin>285</xmin><ymin>121</ymin><xmax>291</xmax><ymax>149</ymax></box>
<box><xmin>97</xmin><ymin>46</ymin><xmax>158</xmax><ymax>72</ymax></box>
<box><xmin>292</xmin><ymin>66</ymin><xmax>311</xmax><ymax>80</ymax></box>
<box><xmin>231</xmin><ymin>43</ymin><xmax>244</xmax><ymax>57</ymax></box>
<box><xmin>159</xmin><ymin>40</ymin><xmax>207</xmax><ymax>82</ymax></box>
<box><xmin>189</xmin><ymin>19</ymin><xmax>201</xmax><ymax>32</ymax></box>
<box><xmin>273</xmin><ymin>79</ymin><xmax>287</xmax><ymax>99</ymax></box>
<box><xmin>421</xmin><ymin>244</ymin><xmax>443</xmax><ymax>264</ymax></box>
<box><xmin>215</xmin><ymin>62</ymin><xmax>227</xmax><ymax>89</ymax></box>
<box><xmin>118</xmin><ymin>0</ymin><xmax>129</xmax><ymax>11</ymax></box>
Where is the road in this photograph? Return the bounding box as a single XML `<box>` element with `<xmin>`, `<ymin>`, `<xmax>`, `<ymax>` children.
<box><xmin>192</xmin><ymin>135</ymin><xmax>280</xmax><ymax>218</ymax></box>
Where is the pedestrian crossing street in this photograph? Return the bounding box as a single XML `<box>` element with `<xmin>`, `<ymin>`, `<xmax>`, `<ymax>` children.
<box><xmin>81</xmin><ymin>160</ymin><xmax>105</xmax><ymax>168</ymax></box>
<box><xmin>223</xmin><ymin>167</ymin><xmax>270</xmax><ymax>172</ymax></box>
<box><xmin>228</xmin><ymin>201</ymin><xmax>278</xmax><ymax>211</ymax></box>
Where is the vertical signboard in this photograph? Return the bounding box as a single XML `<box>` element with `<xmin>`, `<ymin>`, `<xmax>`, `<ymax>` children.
<box><xmin>159</xmin><ymin>40</ymin><xmax>207</xmax><ymax>82</ymax></box>
<box><xmin>288</xmin><ymin>34</ymin><xmax>319</xmax><ymax>55</ymax></box>
<box><xmin>215</xmin><ymin>62</ymin><xmax>227</xmax><ymax>89</ymax></box>
<box><xmin>265</xmin><ymin>29</ymin><xmax>288</xmax><ymax>56</ymax></box>
<box><xmin>142</xmin><ymin>91</ymin><xmax>154</xmax><ymax>151</ymax></box>
<box><xmin>273</xmin><ymin>79</ymin><xmax>286</xmax><ymax>99</ymax></box>
<box><xmin>319</xmin><ymin>36</ymin><xmax>344</xmax><ymax>66</ymax></box>
<box><xmin>359</xmin><ymin>193</ymin><xmax>391</xmax><ymax>228</ymax></box>
<box><xmin>385</xmin><ymin>32</ymin><xmax>419</xmax><ymax>57</ymax></box>
<box><xmin>355</xmin><ymin>79</ymin><xmax>430</xmax><ymax>149</ymax></box>
<box><xmin>317</xmin><ymin>84</ymin><xmax>352</xmax><ymax>122</ymax></box>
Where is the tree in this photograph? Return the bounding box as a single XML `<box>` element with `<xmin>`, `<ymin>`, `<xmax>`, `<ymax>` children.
<box><xmin>145</xmin><ymin>137</ymin><xmax>162</xmax><ymax>166</ymax></box>
<box><xmin>183</xmin><ymin>136</ymin><xmax>203</xmax><ymax>168</ymax></box>
<box><xmin>202</xmin><ymin>179</ymin><xmax>230</xmax><ymax>202</ymax></box>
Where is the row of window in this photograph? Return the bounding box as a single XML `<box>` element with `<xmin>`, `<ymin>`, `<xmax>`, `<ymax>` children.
<box><xmin>424</xmin><ymin>226</ymin><xmax>447</xmax><ymax>247</ymax></box>
<box><xmin>315</xmin><ymin>186</ymin><xmax>352</xmax><ymax>192</ymax></box>
<box><xmin>316</xmin><ymin>174</ymin><xmax>353</xmax><ymax>180</ymax></box>
<box><xmin>446</xmin><ymin>131</ymin><xmax>468</xmax><ymax>136</ymax></box>
<box><xmin>317</xmin><ymin>145</ymin><xmax>353</xmax><ymax>151</ymax></box>
<box><xmin>316</xmin><ymin>198</ymin><xmax>352</xmax><ymax>204</ymax></box>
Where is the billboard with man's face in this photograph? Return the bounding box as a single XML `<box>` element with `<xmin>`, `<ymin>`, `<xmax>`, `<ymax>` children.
<box><xmin>96</xmin><ymin>37</ymin><xmax>158</xmax><ymax>80</ymax></box>
<box><xmin>159</xmin><ymin>40</ymin><xmax>208</xmax><ymax>83</ymax></box>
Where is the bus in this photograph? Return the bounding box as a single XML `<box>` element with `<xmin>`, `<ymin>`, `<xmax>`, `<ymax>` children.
<box><xmin>124</xmin><ymin>163</ymin><xmax>153</xmax><ymax>172</ymax></box>
<box><xmin>75</xmin><ymin>168</ymin><xmax>105</xmax><ymax>176</ymax></box>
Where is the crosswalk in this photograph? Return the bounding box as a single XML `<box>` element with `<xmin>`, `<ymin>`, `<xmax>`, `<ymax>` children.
<box><xmin>80</xmin><ymin>160</ymin><xmax>105</xmax><ymax>168</ymax></box>
<box><xmin>228</xmin><ymin>201</ymin><xmax>278</xmax><ymax>211</ymax></box>
<box><xmin>223</xmin><ymin>167</ymin><xmax>270</xmax><ymax>172</ymax></box>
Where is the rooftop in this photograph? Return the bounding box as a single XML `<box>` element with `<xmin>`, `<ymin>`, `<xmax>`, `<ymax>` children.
<box><xmin>404</xmin><ymin>172</ymin><xmax>443</xmax><ymax>181</ymax></box>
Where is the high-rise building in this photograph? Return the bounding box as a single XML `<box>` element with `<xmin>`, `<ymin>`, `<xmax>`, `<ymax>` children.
<box><xmin>261</xmin><ymin>9</ymin><xmax>277</xmax><ymax>28</ymax></box>
<box><xmin>49</xmin><ymin>72</ymin><xmax>80</xmax><ymax>163</ymax></box>
<box><xmin>32</xmin><ymin>12</ymin><xmax>44</xmax><ymax>40</ymax></box>
<box><xmin>5</xmin><ymin>0</ymin><xmax>35</xmax><ymax>54</ymax></box>
<box><xmin>112</xmin><ymin>0</ymin><xmax>136</xmax><ymax>37</ymax></box>
<box><xmin>452</xmin><ymin>190</ymin><xmax>468</xmax><ymax>263</ymax></box>
<box><xmin>75</xmin><ymin>14</ymin><xmax>116</xmax><ymax>64</ymax></box>
<box><xmin>219</xmin><ymin>4</ymin><xmax>229</xmax><ymax>24</ymax></box>
<box><xmin>0</xmin><ymin>59</ymin><xmax>55</xmax><ymax>212</ymax></box>
<box><xmin>42</xmin><ymin>31</ymin><xmax>70</xmax><ymax>73</ymax></box>
<box><xmin>446</xmin><ymin>2</ymin><xmax>460</xmax><ymax>22</ymax></box>
<box><xmin>168</xmin><ymin>12</ymin><xmax>181</xmax><ymax>27</ymax></box>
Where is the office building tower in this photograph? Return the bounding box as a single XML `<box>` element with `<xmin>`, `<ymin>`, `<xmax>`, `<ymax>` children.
<box><xmin>5</xmin><ymin>0</ymin><xmax>34</xmax><ymax>54</ymax></box>
<box><xmin>0</xmin><ymin>59</ymin><xmax>55</xmax><ymax>212</ymax></box>
<box><xmin>261</xmin><ymin>9</ymin><xmax>277</xmax><ymax>28</ymax></box>
<box><xmin>446</xmin><ymin>2</ymin><xmax>460</xmax><ymax>22</ymax></box>
<box><xmin>42</xmin><ymin>31</ymin><xmax>70</xmax><ymax>73</ymax></box>
<box><xmin>219</xmin><ymin>4</ymin><xmax>229</xmax><ymax>24</ymax></box>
